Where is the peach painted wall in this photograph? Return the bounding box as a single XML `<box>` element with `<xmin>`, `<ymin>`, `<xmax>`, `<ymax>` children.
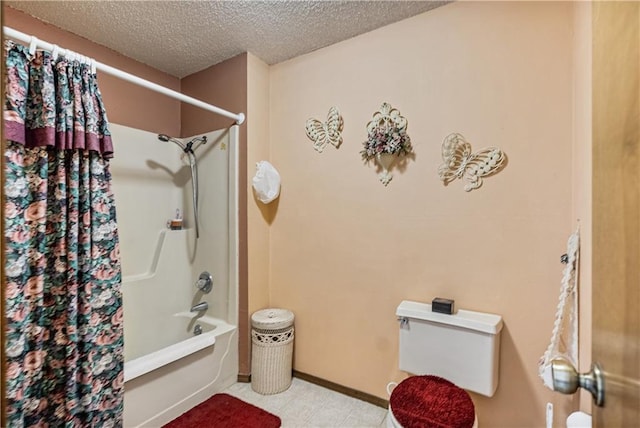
<box><xmin>181</xmin><ymin>54</ymin><xmax>251</xmax><ymax>375</ymax></box>
<box><xmin>267</xmin><ymin>2</ymin><xmax>577</xmax><ymax>426</ymax></box>
<box><xmin>180</xmin><ymin>54</ymin><xmax>247</xmax><ymax>137</ymax></box>
<box><xmin>246</xmin><ymin>54</ymin><xmax>272</xmax><ymax>336</ymax></box>
<box><xmin>4</xmin><ymin>7</ymin><xmax>181</xmax><ymax>137</ymax></box>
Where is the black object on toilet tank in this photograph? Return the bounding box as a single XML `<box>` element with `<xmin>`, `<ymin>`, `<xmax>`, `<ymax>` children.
<box><xmin>432</xmin><ymin>297</ymin><xmax>455</xmax><ymax>315</ymax></box>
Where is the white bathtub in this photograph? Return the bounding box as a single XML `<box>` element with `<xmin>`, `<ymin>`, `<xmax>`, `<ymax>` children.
<box><xmin>123</xmin><ymin>314</ymin><xmax>238</xmax><ymax>427</ymax></box>
<box><xmin>124</xmin><ymin>313</ymin><xmax>235</xmax><ymax>382</ymax></box>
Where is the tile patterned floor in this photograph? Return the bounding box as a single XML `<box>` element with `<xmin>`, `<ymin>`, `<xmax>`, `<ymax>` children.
<box><xmin>223</xmin><ymin>378</ymin><xmax>389</xmax><ymax>428</ymax></box>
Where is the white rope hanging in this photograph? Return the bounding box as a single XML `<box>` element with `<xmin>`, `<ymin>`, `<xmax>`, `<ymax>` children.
<box><xmin>538</xmin><ymin>227</ymin><xmax>580</xmax><ymax>390</ymax></box>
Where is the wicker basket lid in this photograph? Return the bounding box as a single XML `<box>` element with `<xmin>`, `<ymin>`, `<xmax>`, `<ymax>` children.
<box><xmin>251</xmin><ymin>308</ymin><xmax>294</xmax><ymax>329</ymax></box>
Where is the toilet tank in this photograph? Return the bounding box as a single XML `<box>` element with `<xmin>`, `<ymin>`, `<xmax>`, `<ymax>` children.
<box><xmin>396</xmin><ymin>300</ymin><xmax>503</xmax><ymax>397</ymax></box>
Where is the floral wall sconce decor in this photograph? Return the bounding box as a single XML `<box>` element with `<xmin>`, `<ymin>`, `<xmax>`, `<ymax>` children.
<box><xmin>305</xmin><ymin>106</ymin><xmax>344</xmax><ymax>153</ymax></box>
<box><xmin>437</xmin><ymin>133</ymin><xmax>507</xmax><ymax>192</ymax></box>
<box><xmin>360</xmin><ymin>102</ymin><xmax>413</xmax><ymax>186</ymax></box>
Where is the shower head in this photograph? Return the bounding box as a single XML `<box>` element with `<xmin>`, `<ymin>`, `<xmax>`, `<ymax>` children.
<box><xmin>157</xmin><ymin>133</ymin><xmax>186</xmax><ymax>151</ymax></box>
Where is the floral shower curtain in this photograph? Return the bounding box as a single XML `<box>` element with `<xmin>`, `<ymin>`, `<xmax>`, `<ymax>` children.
<box><xmin>4</xmin><ymin>41</ymin><xmax>123</xmax><ymax>426</ymax></box>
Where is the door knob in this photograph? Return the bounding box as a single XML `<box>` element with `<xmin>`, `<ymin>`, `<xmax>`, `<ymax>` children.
<box><xmin>551</xmin><ymin>358</ymin><xmax>605</xmax><ymax>406</ymax></box>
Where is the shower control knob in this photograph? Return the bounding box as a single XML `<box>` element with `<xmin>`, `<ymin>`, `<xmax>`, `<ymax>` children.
<box><xmin>196</xmin><ymin>271</ymin><xmax>213</xmax><ymax>293</ymax></box>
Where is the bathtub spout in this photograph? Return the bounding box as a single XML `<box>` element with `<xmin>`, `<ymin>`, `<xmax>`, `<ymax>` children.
<box><xmin>190</xmin><ymin>302</ymin><xmax>208</xmax><ymax>312</ymax></box>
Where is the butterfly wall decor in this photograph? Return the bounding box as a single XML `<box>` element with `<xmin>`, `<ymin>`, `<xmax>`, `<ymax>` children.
<box><xmin>437</xmin><ymin>133</ymin><xmax>506</xmax><ymax>192</ymax></box>
<box><xmin>305</xmin><ymin>106</ymin><xmax>344</xmax><ymax>153</ymax></box>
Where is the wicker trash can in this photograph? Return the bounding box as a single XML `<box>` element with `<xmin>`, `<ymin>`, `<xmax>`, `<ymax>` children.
<box><xmin>251</xmin><ymin>308</ymin><xmax>295</xmax><ymax>395</ymax></box>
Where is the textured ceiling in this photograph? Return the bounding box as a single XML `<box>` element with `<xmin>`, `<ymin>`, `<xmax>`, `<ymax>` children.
<box><xmin>5</xmin><ymin>1</ymin><xmax>449</xmax><ymax>78</ymax></box>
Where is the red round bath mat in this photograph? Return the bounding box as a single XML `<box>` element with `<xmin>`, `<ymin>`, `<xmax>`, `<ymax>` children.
<box><xmin>163</xmin><ymin>393</ymin><xmax>281</xmax><ymax>428</ymax></box>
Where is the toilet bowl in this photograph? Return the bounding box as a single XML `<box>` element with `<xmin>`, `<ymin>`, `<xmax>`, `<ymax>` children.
<box><xmin>391</xmin><ymin>300</ymin><xmax>503</xmax><ymax>428</ymax></box>
<box><xmin>386</xmin><ymin>376</ymin><xmax>478</xmax><ymax>428</ymax></box>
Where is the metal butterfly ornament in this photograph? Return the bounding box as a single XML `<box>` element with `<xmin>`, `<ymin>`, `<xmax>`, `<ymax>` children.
<box><xmin>437</xmin><ymin>133</ymin><xmax>506</xmax><ymax>192</ymax></box>
<box><xmin>305</xmin><ymin>107</ymin><xmax>344</xmax><ymax>153</ymax></box>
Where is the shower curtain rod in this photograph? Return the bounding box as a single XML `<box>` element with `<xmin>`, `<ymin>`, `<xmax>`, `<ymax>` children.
<box><xmin>3</xmin><ymin>26</ymin><xmax>246</xmax><ymax>125</ymax></box>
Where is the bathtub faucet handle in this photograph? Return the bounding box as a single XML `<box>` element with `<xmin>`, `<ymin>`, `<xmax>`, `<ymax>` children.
<box><xmin>196</xmin><ymin>271</ymin><xmax>213</xmax><ymax>293</ymax></box>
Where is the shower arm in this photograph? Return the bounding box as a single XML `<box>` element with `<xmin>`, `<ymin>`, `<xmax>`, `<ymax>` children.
<box><xmin>187</xmin><ymin>136</ymin><xmax>207</xmax><ymax>153</ymax></box>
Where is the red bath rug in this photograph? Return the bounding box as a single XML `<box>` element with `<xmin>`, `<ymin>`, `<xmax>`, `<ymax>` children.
<box><xmin>163</xmin><ymin>393</ymin><xmax>281</xmax><ymax>428</ymax></box>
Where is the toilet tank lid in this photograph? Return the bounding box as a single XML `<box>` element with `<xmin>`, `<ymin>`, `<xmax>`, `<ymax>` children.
<box><xmin>396</xmin><ymin>300</ymin><xmax>503</xmax><ymax>335</ymax></box>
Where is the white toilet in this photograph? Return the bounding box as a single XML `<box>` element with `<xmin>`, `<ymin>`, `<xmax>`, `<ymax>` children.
<box><xmin>388</xmin><ymin>300</ymin><xmax>503</xmax><ymax>428</ymax></box>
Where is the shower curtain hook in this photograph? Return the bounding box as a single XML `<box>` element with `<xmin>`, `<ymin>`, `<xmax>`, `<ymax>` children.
<box><xmin>51</xmin><ymin>44</ymin><xmax>60</xmax><ymax>60</ymax></box>
<box><xmin>91</xmin><ymin>58</ymin><xmax>97</xmax><ymax>75</ymax></box>
<box><xmin>28</xmin><ymin>36</ymin><xmax>38</xmax><ymax>56</ymax></box>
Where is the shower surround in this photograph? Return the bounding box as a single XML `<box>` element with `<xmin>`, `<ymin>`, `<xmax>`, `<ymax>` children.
<box><xmin>109</xmin><ymin>123</ymin><xmax>239</xmax><ymax>426</ymax></box>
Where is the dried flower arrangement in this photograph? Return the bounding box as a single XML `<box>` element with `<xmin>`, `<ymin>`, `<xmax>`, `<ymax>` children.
<box><xmin>360</xmin><ymin>103</ymin><xmax>412</xmax><ymax>162</ymax></box>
